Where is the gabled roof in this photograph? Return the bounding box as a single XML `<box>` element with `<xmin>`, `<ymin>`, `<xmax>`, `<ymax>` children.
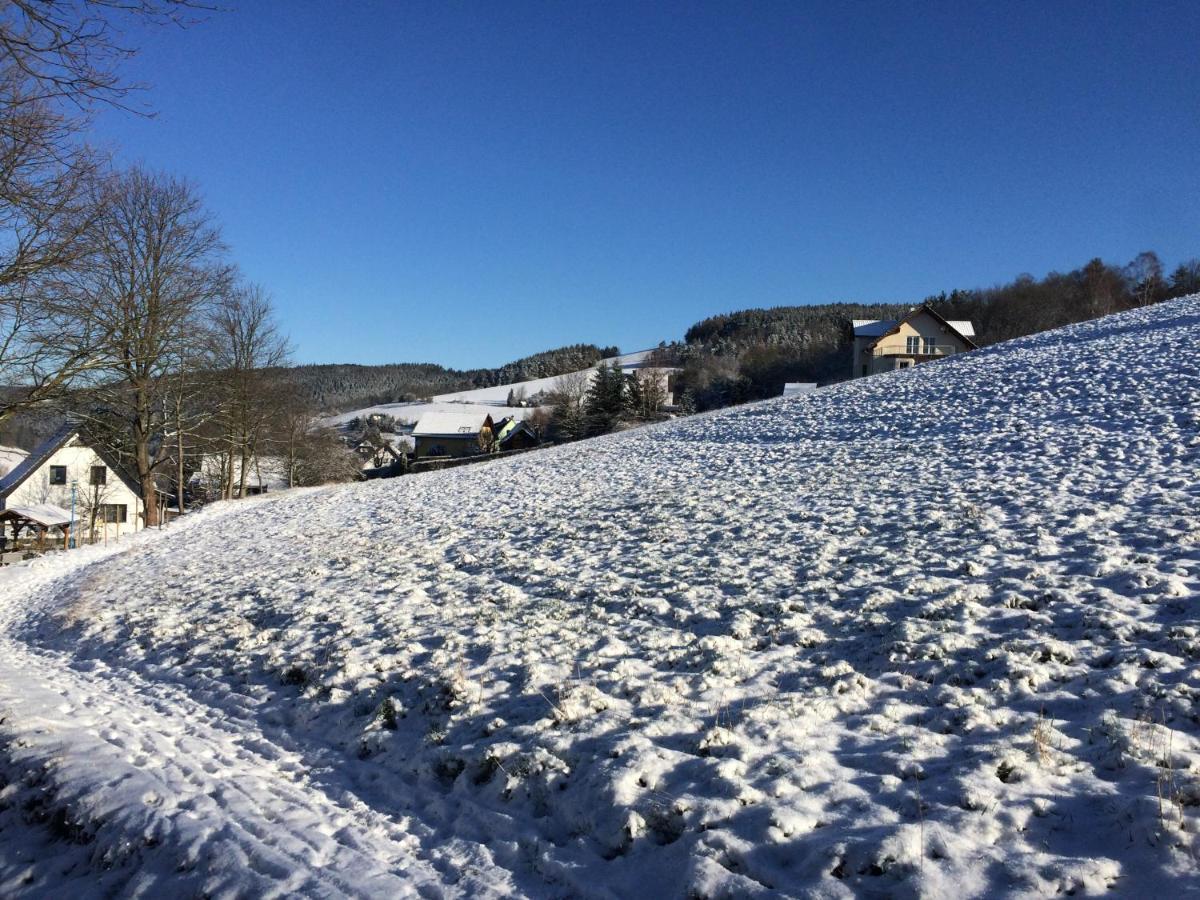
<box><xmin>853</xmin><ymin>313</ymin><xmax>975</xmax><ymax>340</ymax></box>
<box><xmin>0</xmin><ymin>422</ymin><xmax>142</xmax><ymax>502</ymax></box>
<box><xmin>0</xmin><ymin>421</ymin><xmax>78</xmax><ymax>497</ymax></box>
<box><xmin>412</xmin><ymin>412</ymin><xmax>494</xmax><ymax>438</ymax></box>
<box><xmin>859</xmin><ymin>306</ymin><xmax>978</xmax><ymax>351</ymax></box>
<box><xmin>497</xmin><ymin>419</ymin><xmax>537</xmax><ymax>445</ymax></box>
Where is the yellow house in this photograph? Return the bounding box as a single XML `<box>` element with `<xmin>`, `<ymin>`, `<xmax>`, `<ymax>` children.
<box><xmin>851</xmin><ymin>306</ymin><xmax>977</xmax><ymax>378</ymax></box>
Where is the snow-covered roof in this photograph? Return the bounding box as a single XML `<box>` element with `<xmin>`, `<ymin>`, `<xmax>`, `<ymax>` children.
<box><xmin>851</xmin><ymin>319</ymin><xmax>895</xmax><ymax>337</ymax></box>
<box><xmin>0</xmin><ymin>503</ymin><xmax>72</xmax><ymax>527</ymax></box>
<box><xmin>782</xmin><ymin>383</ymin><xmax>817</xmax><ymax>397</ymax></box>
<box><xmin>853</xmin><ymin>312</ymin><xmax>976</xmax><ymax>340</ymax></box>
<box><xmin>412</xmin><ymin>412</ymin><xmax>493</xmax><ymax>438</ymax></box>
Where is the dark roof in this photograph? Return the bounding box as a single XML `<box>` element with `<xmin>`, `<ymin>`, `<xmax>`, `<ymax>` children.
<box><xmin>0</xmin><ymin>421</ymin><xmax>78</xmax><ymax>498</ymax></box>
<box><xmin>0</xmin><ymin>422</ymin><xmax>142</xmax><ymax>502</ymax></box>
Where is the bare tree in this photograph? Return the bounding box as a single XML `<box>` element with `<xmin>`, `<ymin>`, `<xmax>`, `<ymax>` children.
<box><xmin>0</xmin><ymin>0</ymin><xmax>211</xmax><ymax>110</ymax></box>
<box><xmin>1</xmin><ymin>1</ymin><xmax>216</xmax><ymax>426</ymax></box>
<box><xmin>633</xmin><ymin>368</ymin><xmax>668</xmax><ymax>418</ymax></box>
<box><xmin>0</xmin><ymin>64</ymin><xmax>105</xmax><ymax>426</ymax></box>
<box><xmin>1126</xmin><ymin>251</ymin><xmax>1165</xmax><ymax>308</ymax></box>
<box><xmin>208</xmin><ymin>282</ymin><xmax>291</xmax><ymax>498</ymax></box>
<box><xmin>77</xmin><ymin>166</ymin><xmax>229</xmax><ymax>526</ymax></box>
<box><xmin>545</xmin><ymin>369</ymin><xmax>589</xmax><ymax>441</ymax></box>
<box><xmin>292</xmin><ymin>426</ymin><xmax>362</xmax><ymax>486</ymax></box>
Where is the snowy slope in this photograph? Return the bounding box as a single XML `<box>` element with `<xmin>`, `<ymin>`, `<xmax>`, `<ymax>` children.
<box><xmin>430</xmin><ymin>349</ymin><xmax>664</xmax><ymax>405</ymax></box>
<box><xmin>2</xmin><ymin>298</ymin><xmax>1199</xmax><ymax>898</ymax></box>
<box><xmin>322</xmin><ymin>349</ymin><xmax>669</xmax><ymax>429</ymax></box>
<box><xmin>321</xmin><ymin>400</ymin><xmax>537</xmax><ymax>430</ymax></box>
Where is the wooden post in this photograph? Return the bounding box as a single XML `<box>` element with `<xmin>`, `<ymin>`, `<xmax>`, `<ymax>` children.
<box><xmin>63</xmin><ymin>524</ymin><xmax>70</xmax><ymax>551</ymax></box>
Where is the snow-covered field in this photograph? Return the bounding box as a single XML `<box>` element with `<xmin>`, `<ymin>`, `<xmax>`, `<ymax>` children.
<box><xmin>2</xmin><ymin>298</ymin><xmax>1199</xmax><ymax>897</ymax></box>
<box><xmin>321</xmin><ymin>349</ymin><xmax>669</xmax><ymax>429</ymax></box>
<box><xmin>322</xmin><ymin>400</ymin><xmax>538</xmax><ymax>431</ymax></box>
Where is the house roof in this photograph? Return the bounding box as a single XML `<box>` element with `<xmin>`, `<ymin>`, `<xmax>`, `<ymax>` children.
<box><xmin>0</xmin><ymin>422</ymin><xmax>79</xmax><ymax>498</ymax></box>
<box><xmin>0</xmin><ymin>422</ymin><xmax>142</xmax><ymax>503</ymax></box>
<box><xmin>0</xmin><ymin>503</ymin><xmax>73</xmax><ymax>527</ymax></box>
<box><xmin>497</xmin><ymin>419</ymin><xmax>537</xmax><ymax>444</ymax></box>
<box><xmin>412</xmin><ymin>412</ymin><xmax>494</xmax><ymax>438</ymax></box>
<box><xmin>853</xmin><ymin>315</ymin><xmax>976</xmax><ymax>339</ymax></box>
<box><xmin>782</xmin><ymin>383</ymin><xmax>817</xmax><ymax>397</ymax></box>
<box><xmin>857</xmin><ymin>306</ymin><xmax>978</xmax><ymax>351</ymax></box>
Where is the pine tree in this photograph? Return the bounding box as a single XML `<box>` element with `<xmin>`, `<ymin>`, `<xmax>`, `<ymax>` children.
<box><xmin>584</xmin><ymin>362</ymin><xmax>625</xmax><ymax>435</ymax></box>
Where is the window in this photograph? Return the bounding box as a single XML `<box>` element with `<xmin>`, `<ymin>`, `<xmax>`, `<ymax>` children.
<box><xmin>49</xmin><ymin>465</ymin><xmax>67</xmax><ymax>485</ymax></box>
<box><xmin>90</xmin><ymin>465</ymin><xmax>107</xmax><ymax>485</ymax></box>
<box><xmin>99</xmin><ymin>504</ymin><xmax>127</xmax><ymax>524</ymax></box>
<box><xmin>923</xmin><ymin>337</ymin><xmax>936</xmax><ymax>353</ymax></box>
<box><xmin>906</xmin><ymin>336</ymin><xmax>921</xmax><ymax>353</ymax></box>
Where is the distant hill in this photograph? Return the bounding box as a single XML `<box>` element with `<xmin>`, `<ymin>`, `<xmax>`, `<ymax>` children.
<box><xmin>270</xmin><ymin>343</ymin><xmax>617</xmax><ymax>415</ymax></box>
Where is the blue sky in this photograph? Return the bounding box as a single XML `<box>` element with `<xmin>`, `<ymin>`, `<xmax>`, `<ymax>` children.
<box><xmin>92</xmin><ymin>1</ymin><xmax>1200</xmax><ymax>369</ymax></box>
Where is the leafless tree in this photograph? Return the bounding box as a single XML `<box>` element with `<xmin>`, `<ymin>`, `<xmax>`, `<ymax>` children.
<box><xmin>0</xmin><ymin>0</ymin><xmax>211</xmax><ymax>110</ymax></box>
<box><xmin>1126</xmin><ymin>251</ymin><xmax>1165</xmax><ymax>308</ymax></box>
<box><xmin>292</xmin><ymin>426</ymin><xmax>362</xmax><ymax>487</ymax></box>
<box><xmin>77</xmin><ymin>166</ymin><xmax>229</xmax><ymax>525</ymax></box>
<box><xmin>546</xmin><ymin>369</ymin><xmax>589</xmax><ymax>440</ymax></box>
<box><xmin>633</xmin><ymin>368</ymin><xmax>668</xmax><ymax>418</ymax></box>
<box><xmin>208</xmin><ymin>282</ymin><xmax>291</xmax><ymax>498</ymax></box>
<box><xmin>1</xmin><ymin>1</ymin><xmax>216</xmax><ymax>426</ymax></box>
<box><xmin>74</xmin><ymin>451</ymin><xmax>113</xmax><ymax>541</ymax></box>
<box><xmin>0</xmin><ymin>64</ymin><xmax>105</xmax><ymax>426</ymax></box>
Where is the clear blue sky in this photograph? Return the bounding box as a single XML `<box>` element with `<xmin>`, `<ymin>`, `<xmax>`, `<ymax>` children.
<box><xmin>91</xmin><ymin>1</ymin><xmax>1200</xmax><ymax>369</ymax></box>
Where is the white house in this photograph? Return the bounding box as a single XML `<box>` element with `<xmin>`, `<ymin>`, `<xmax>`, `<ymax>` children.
<box><xmin>0</xmin><ymin>423</ymin><xmax>145</xmax><ymax>545</ymax></box>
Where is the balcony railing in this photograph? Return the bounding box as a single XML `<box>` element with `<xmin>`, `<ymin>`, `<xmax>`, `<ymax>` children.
<box><xmin>873</xmin><ymin>344</ymin><xmax>958</xmax><ymax>357</ymax></box>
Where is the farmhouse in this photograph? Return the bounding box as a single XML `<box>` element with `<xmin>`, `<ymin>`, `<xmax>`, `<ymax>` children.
<box><xmin>412</xmin><ymin>412</ymin><xmax>495</xmax><ymax>459</ymax></box>
<box><xmin>852</xmin><ymin>305</ymin><xmax>977</xmax><ymax>378</ymax></box>
<box><xmin>495</xmin><ymin>417</ymin><xmax>539</xmax><ymax>451</ymax></box>
<box><xmin>0</xmin><ymin>423</ymin><xmax>145</xmax><ymax>548</ymax></box>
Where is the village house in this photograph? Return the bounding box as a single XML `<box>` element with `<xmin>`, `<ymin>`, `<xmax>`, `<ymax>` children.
<box><xmin>851</xmin><ymin>305</ymin><xmax>977</xmax><ymax>378</ymax></box>
<box><xmin>0</xmin><ymin>423</ymin><xmax>145</xmax><ymax>551</ymax></box>
<box><xmin>494</xmin><ymin>417</ymin><xmax>539</xmax><ymax>451</ymax></box>
<box><xmin>411</xmin><ymin>412</ymin><xmax>541</xmax><ymax>459</ymax></box>
<box><xmin>411</xmin><ymin>411</ymin><xmax>496</xmax><ymax>459</ymax></box>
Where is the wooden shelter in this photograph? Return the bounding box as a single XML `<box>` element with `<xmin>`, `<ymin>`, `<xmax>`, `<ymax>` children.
<box><xmin>0</xmin><ymin>504</ymin><xmax>73</xmax><ymax>554</ymax></box>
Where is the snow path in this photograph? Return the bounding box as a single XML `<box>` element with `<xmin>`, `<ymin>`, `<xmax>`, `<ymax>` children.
<box><xmin>2</xmin><ymin>298</ymin><xmax>1200</xmax><ymax>897</ymax></box>
<box><xmin>0</xmin><ymin>511</ymin><xmax>517</xmax><ymax>898</ymax></box>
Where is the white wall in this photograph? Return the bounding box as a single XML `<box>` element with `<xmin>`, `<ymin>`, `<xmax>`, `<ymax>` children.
<box><xmin>6</xmin><ymin>437</ymin><xmax>144</xmax><ymax>540</ymax></box>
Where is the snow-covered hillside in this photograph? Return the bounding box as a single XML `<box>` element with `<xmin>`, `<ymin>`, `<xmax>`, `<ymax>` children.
<box><xmin>321</xmin><ymin>349</ymin><xmax>671</xmax><ymax>430</ymax></box>
<box><xmin>2</xmin><ymin>298</ymin><xmax>1199</xmax><ymax>897</ymax></box>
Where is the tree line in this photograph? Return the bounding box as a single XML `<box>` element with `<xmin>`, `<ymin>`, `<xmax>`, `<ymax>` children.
<box><xmin>670</xmin><ymin>251</ymin><xmax>1200</xmax><ymax>412</ymax></box>
<box><xmin>270</xmin><ymin>343</ymin><xmax>621</xmax><ymax>415</ymax></box>
<box><xmin>0</xmin><ymin>1</ymin><xmax>364</xmax><ymax>522</ymax></box>
<box><xmin>543</xmin><ymin>359</ymin><xmax>671</xmax><ymax>442</ymax></box>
